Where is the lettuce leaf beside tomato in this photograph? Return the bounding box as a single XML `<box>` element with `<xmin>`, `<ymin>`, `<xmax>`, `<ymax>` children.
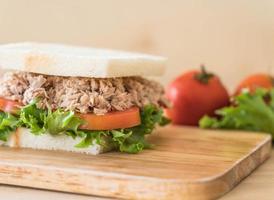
<box><xmin>0</xmin><ymin>100</ymin><xmax>169</xmax><ymax>153</ymax></box>
<box><xmin>0</xmin><ymin>112</ymin><xmax>18</xmax><ymax>141</ymax></box>
<box><xmin>199</xmin><ymin>88</ymin><xmax>274</xmax><ymax>137</ymax></box>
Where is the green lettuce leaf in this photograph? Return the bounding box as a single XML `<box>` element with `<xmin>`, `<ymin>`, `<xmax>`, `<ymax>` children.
<box><xmin>19</xmin><ymin>100</ymin><xmax>47</xmax><ymax>134</ymax></box>
<box><xmin>74</xmin><ymin>130</ymin><xmax>107</xmax><ymax>148</ymax></box>
<box><xmin>0</xmin><ymin>112</ymin><xmax>18</xmax><ymax>141</ymax></box>
<box><xmin>199</xmin><ymin>88</ymin><xmax>274</xmax><ymax>137</ymax></box>
<box><xmin>46</xmin><ymin>109</ymin><xmax>83</xmax><ymax>135</ymax></box>
<box><xmin>19</xmin><ymin>100</ymin><xmax>84</xmax><ymax>136</ymax></box>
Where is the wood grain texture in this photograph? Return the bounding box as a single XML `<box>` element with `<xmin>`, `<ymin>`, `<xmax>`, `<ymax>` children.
<box><xmin>0</xmin><ymin>126</ymin><xmax>271</xmax><ymax>200</ymax></box>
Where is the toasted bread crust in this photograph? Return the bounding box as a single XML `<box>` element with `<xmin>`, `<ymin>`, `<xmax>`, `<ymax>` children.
<box><xmin>0</xmin><ymin>42</ymin><xmax>166</xmax><ymax>78</ymax></box>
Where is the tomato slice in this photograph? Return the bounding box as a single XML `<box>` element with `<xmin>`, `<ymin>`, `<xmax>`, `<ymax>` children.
<box><xmin>0</xmin><ymin>97</ymin><xmax>21</xmax><ymax>114</ymax></box>
<box><xmin>0</xmin><ymin>97</ymin><xmax>141</xmax><ymax>130</ymax></box>
<box><xmin>79</xmin><ymin>107</ymin><xmax>141</xmax><ymax>130</ymax></box>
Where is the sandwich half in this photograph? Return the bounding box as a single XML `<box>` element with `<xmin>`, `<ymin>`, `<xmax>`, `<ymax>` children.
<box><xmin>0</xmin><ymin>42</ymin><xmax>170</xmax><ymax>155</ymax></box>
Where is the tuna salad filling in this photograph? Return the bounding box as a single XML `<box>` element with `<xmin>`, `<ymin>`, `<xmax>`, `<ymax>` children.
<box><xmin>0</xmin><ymin>71</ymin><xmax>169</xmax><ymax>115</ymax></box>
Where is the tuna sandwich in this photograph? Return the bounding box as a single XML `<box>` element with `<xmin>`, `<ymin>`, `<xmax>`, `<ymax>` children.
<box><xmin>0</xmin><ymin>43</ymin><xmax>169</xmax><ymax>154</ymax></box>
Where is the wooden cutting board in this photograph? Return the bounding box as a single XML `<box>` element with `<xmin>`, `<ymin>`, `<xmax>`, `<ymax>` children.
<box><xmin>0</xmin><ymin>126</ymin><xmax>271</xmax><ymax>200</ymax></box>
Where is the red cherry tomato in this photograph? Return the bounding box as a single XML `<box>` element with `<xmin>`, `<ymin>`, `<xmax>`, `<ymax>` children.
<box><xmin>234</xmin><ymin>74</ymin><xmax>273</xmax><ymax>96</ymax></box>
<box><xmin>165</xmin><ymin>66</ymin><xmax>230</xmax><ymax>126</ymax></box>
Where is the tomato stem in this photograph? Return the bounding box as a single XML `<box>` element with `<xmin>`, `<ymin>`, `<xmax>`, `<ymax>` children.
<box><xmin>194</xmin><ymin>64</ymin><xmax>214</xmax><ymax>84</ymax></box>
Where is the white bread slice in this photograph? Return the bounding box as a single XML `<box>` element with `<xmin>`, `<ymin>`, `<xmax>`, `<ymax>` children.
<box><xmin>1</xmin><ymin>128</ymin><xmax>109</xmax><ymax>155</ymax></box>
<box><xmin>0</xmin><ymin>42</ymin><xmax>166</xmax><ymax>78</ymax></box>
